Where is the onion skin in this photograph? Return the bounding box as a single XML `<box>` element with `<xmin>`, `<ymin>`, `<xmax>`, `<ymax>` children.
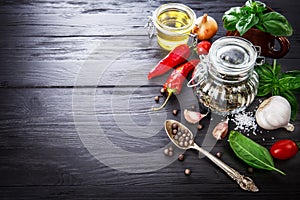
<box><xmin>192</xmin><ymin>13</ymin><xmax>218</xmax><ymax>40</ymax></box>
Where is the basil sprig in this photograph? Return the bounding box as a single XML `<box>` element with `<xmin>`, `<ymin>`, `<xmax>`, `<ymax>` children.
<box><xmin>222</xmin><ymin>0</ymin><xmax>293</xmax><ymax>36</ymax></box>
<box><xmin>229</xmin><ymin>131</ymin><xmax>285</xmax><ymax>175</ymax></box>
<box><xmin>255</xmin><ymin>60</ymin><xmax>300</xmax><ymax>120</ymax></box>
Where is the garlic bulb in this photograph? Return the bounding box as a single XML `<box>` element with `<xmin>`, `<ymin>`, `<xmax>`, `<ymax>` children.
<box><xmin>255</xmin><ymin>96</ymin><xmax>294</xmax><ymax>132</ymax></box>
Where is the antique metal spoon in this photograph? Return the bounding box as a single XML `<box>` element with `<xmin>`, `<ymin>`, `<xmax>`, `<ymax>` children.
<box><xmin>164</xmin><ymin>119</ymin><xmax>259</xmax><ymax>192</ymax></box>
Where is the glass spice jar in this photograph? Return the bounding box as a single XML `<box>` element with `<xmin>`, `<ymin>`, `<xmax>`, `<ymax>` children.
<box><xmin>146</xmin><ymin>3</ymin><xmax>196</xmax><ymax>51</ymax></box>
<box><xmin>188</xmin><ymin>37</ymin><xmax>264</xmax><ymax>115</ymax></box>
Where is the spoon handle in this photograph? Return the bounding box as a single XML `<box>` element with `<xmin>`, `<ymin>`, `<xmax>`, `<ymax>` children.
<box><xmin>191</xmin><ymin>143</ymin><xmax>259</xmax><ymax>192</ymax></box>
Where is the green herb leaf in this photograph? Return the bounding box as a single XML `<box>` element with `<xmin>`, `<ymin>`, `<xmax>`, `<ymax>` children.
<box><xmin>236</xmin><ymin>14</ymin><xmax>259</xmax><ymax>36</ymax></box>
<box><xmin>229</xmin><ymin>131</ymin><xmax>286</xmax><ymax>175</ymax></box>
<box><xmin>279</xmin><ymin>76</ymin><xmax>300</xmax><ymax>92</ymax></box>
<box><xmin>255</xmin><ymin>64</ymin><xmax>274</xmax><ymax>81</ymax></box>
<box><xmin>261</xmin><ymin>12</ymin><xmax>293</xmax><ymax>36</ymax></box>
<box><xmin>222</xmin><ymin>1</ymin><xmax>293</xmax><ymax>36</ymax></box>
<box><xmin>279</xmin><ymin>89</ymin><xmax>298</xmax><ymax>121</ymax></box>
<box><xmin>257</xmin><ymin>83</ymin><xmax>273</xmax><ymax>96</ymax></box>
<box><xmin>254</xmin><ymin>23</ymin><xmax>267</xmax><ymax>32</ymax></box>
<box><xmin>244</xmin><ymin>0</ymin><xmax>266</xmax><ymax>13</ymax></box>
<box><xmin>282</xmin><ymin>70</ymin><xmax>300</xmax><ymax>78</ymax></box>
<box><xmin>222</xmin><ymin>7</ymin><xmax>244</xmax><ymax>31</ymax></box>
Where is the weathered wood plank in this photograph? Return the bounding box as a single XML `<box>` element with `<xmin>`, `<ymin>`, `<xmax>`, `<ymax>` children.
<box><xmin>0</xmin><ymin>0</ymin><xmax>299</xmax><ymax>199</ymax></box>
<box><xmin>0</xmin><ymin>33</ymin><xmax>299</xmax><ymax>87</ymax></box>
<box><xmin>0</xmin><ymin>88</ymin><xmax>299</xmax><ymax>188</ymax></box>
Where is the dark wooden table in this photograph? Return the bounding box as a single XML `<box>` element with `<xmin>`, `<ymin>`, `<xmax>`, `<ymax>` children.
<box><xmin>0</xmin><ymin>0</ymin><xmax>299</xmax><ymax>199</ymax></box>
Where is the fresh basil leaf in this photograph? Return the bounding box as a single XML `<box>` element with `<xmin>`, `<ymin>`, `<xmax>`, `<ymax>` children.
<box><xmin>279</xmin><ymin>89</ymin><xmax>298</xmax><ymax>121</ymax></box>
<box><xmin>255</xmin><ymin>64</ymin><xmax>274</xmax><ymax>81</ymax></box>
<box><xmin>241</xmin><ymin>5</ymin><xmax>253</xmax><ymax>13</ymax></box>
<box><xmin>224</xmin><ymin>6</ymin><xmax>244</xmax><ymax>16</ymax></box>
<box><xmin>262</xmin><ymin>12</ymin><xmax>293</xmax><ymax>36</ymax></box>
<box><xmin>222</xmin><ymin>7</ymin><xmax>244</xmax><ymax>31</ymax></box>
<box><xmin>223</xmin><ymin>15</ymin><xmax>240</xmax><ymax>31</ymax></box>
<box><xmin>229</xmin><ymin>131</ymin><xmax>285</xmax><ymax>175</ymax></box>
<box><xmin>236</xmin><ymin>14</ymin><xmax>259</xmax><ymax>36</ymax></box>
<box><xmin>280</xmin><ymin>70</ymin><xmax>300</xmax><ymax>93</ymax></box>
<box><xmin>244</xmin><ymin>0</ymin><xmax>254</xmax><ymax>8</ymax></box>
<box><xmin>272</xmin><ymin>87</ymin><xmax>280</xmax><ymax>96</ymax></box>
<box><xmin>282</xmin><ymin>70</ymin><xmax>300</xmax><ymax>78</ymax></box>
<box><xmin>245</xmin><ymin>0</ymin><xmax>266</xmax><ymax>13</ymax></box>
<box><xmin>257</xmin><ymin>83</ymin><xmax>272</xmax><ymax>96</ymax></box>
<box><xmin>254</xmin><ymin>23</ymin><xmax>267</xmax><ymax>32</ymax></box>
<box><xmin>254</xmin><ymin>1</ymin><xmax>266</xmax><ymax>13</ymax></box>
<box><xmin>279</xmin><ymin>76</ymin><xmax>300</xmax><ymax>92</ymax></box>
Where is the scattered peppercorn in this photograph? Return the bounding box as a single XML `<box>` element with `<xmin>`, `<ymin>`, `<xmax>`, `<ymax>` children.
<box><xmin>154</xmin><ymin>96</ymin><xmax>159</xmax><ymax>102</ymax></box>
<box><xmin>248</xmin><ymin>167</ymin><xmax>254</xmax><ymax>173</ymax></box>
<box><xmin>173</xmin><ymin>109</ymin><xmax>178</xmax><ymax>116</ymax></box>
<box><xmin>216</xmin><ymin>152</ymin><xmax>222</xmax><ymax>158</ymax></box>
<box><xmin>164</xmin><ymin>146</ymin><xmax>174</xmax><ymax>157</ymax></box>
<box><xmin>160</xmin><ymin>88</ymin><xmax>166</xmax><ymax>95</ymax></box>
<box><xmin>163</xmin><ymin>148</ymin><xmax>169</xmax><ymax>156</ymax></box>
<box><xmin>197</xmin><ymin>124</ymin><xmax>203</xmax><ymax>130</ymax></box>
<box><xmin>184</xmin><ymin>168</ymin><xmax>191</xmax><ymax>176</ymax></box>
<box><xmin>178</xmin><ymin>154</ymin><xmax>184</xmax><ymax>161</ymax></box>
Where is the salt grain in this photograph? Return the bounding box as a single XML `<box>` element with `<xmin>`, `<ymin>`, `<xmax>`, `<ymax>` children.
<box><xmin>231</xmin><ymin>110</ymin><xmax>257</xmax><ymax>135</ymax></box>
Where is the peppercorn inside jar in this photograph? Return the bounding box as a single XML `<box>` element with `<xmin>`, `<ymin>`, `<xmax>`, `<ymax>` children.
<box><xmin>146</xmin><ymin>3</ymin><xmax>196</xmax><ymax>51</ymax></box>
<box><xmin>189</xmin><ymin>36</ymin><xmax>264</xmax><ymax>115</ymax></box>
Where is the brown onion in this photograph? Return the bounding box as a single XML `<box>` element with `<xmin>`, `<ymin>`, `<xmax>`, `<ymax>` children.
<box><xmin>192</xmin><ymin>13</ymin><xmax>218</xmax><ymax>40</ymax></box>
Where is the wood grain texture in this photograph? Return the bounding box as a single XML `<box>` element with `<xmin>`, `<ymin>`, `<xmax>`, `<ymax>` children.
<box><xmin>0</xmin><ymin>0</ymin><xmax>299</xmax><ymax>199</ymax></box>
<box><xmin>0</xmin><ymin>0</ymin><xmax>298</xmax><ymax>87</ymax></box>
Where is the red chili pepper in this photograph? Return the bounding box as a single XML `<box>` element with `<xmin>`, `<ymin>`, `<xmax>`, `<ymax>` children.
<box><xmin>152</xmin><ymin>59</ymin><xmax>200</xmax><ymax>111</ymax></box>
<box><xmin>148</xmin><ymin>44</ymin><xmax>191</xmax><ymax>80</ymax></box>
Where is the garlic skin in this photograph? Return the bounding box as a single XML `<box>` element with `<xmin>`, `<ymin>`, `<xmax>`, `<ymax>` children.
<box><xmin>184</xmin><ymin>109</ymin><xmax>207</xmax><ymax>124</ymax></box>
<box><xmin>212</xmin><ymin>119</ymin><xmax>229</xmax><ymax>140</ymax></box>
<box><xmin>255</xmin><ymin>96</ymin><xmax>294</xmax><ymax>132</ymax></box>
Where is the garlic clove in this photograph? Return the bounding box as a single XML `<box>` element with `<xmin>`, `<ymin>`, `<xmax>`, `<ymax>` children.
<box><xmin>184</xmin><ymin>109</ymin><xmax>207</xmax><ymax>124</ymax></box>
<box><xmin>212</xmin><ymin>119</ymin><xmax>229</xmax><ymax>140</ymax></box>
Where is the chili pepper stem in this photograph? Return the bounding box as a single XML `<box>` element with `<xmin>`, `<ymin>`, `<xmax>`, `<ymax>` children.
<box><xmin>152</xmin><ymin>92</ymin><xmax>172</xmax><ymax>111</ymax></box>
